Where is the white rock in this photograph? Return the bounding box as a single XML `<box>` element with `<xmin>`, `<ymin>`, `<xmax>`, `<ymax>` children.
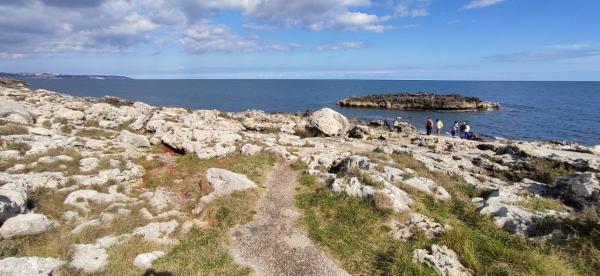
<box><xmin>389</xmin><ymin>213</ymin><xmax>445</xmax><ymax>241</ymax></box>
<box><xmin>37</xmin><ymin>155</ymin><xmax>73</xmax><ymax>164</ymax></box>
<box><xmin>332</xmin><ymin>177</ymin><xmax>374</xmax><ymax>199</ymax></box>
<box><xmin>54</xmin><ymin>107</ymin><xmax>85</xmax><ymax>122</ymax></box>
<box><xmin>0</xmin><ymin>150</ymin><xmax>21</xmax><ymax>159</ymax></box>
<box><xmin>307</xmin><ymin>108</ymin><xmax>349</xmax><ymax>137</ymax></box>
<box><xmin>194</xmin><ymin>168</ymin><xmax>257</xmax><ymax>212</ymax></box>
<box><xmin>403</xmin><ymin>176</ymin><xmax>451</xmax><ymax>201</ymax></box>
<box><xmin>79</xmin><ymin>157</ymin><xmax>99</xmax><ymax>172</ymax></box>
<box><xmin>241</xmin><ymin>143</ymin><xmax>262</xmax><ymax>155</ymax></box>
<box><xmin>0</xmin><ymin>181</ymin><xmax>28</xmax><ymax>222</ymax></box>
<box><xmin>64</xmin><ymin>189</ymin><xmax>133</xmax><ymax>211</ymax></box>
<box><xmin>133</xmin><ymin>220</ymin><xmax>179</xmax><ymax>245</ymax></box>
<box><xmin>70</xmin><ymin>244</ymin><xmax>108</xmax><ymax>273</ymax></box>
<box><xmin>413</xmin><ymin>245</ymin><xmax>471</xmax><ymax>276</ymax></box>
<box><xmin>0</xmin><ymin>256</ymin><xmax>65</xmax><ymax>276</ymax></box>
<box><xmin>133</xmin><ymin>251</ymin><xmax>165</xmax><ymax>269</ymax></box>
<box><xmin>0</xmin><ymin>100</ymin><xmax>32</xmax><ymax>124</ymax></box>
<box><xmin>119</xmin><ymin>130</ymin><xmax>150</xmax><ymax>148</ymax></box>
<box><xmin>141</xmin><ymin>188</ymin><xmax>177</xmax><ymax>212</ymax></box>
<box><xmin>0</xmin><ymin>213</ymin><xmax>55</xmax><ymax>239</ymax></box>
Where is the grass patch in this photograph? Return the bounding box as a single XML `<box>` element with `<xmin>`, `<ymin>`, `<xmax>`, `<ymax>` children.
<box><xmin>518</xmin><ymin>197</ymin><xmax>566</xmax><ymax>212</ymax></box>
<box><xmin>152</xmin><ymin>190</ymin><xmax>259</xmax><ymax>275</ymax></box>
<box><xmin>75</xmin><ymin>128</ymin><xmax>116</xmax><ymax>139</ymax></box>
<box><xmin>295</xmin><ymin>171</ymin><xmax>436</xmax><ymax>275</ymax></box>
<box><xmin>296</xmin><ymin>153</ymin><xmax>586</xmax><ymax>275</ymax></box>
<box><xmin>0</xmin><ymin>124</ymin><xmax>28</xmax><ymax>135</ymax></box>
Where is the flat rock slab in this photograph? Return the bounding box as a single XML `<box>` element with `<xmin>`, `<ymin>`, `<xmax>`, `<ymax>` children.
<box><xmin>229</xmin><ymin>163</ymin><xmax>349</xmax><ymax>276</ymax></box>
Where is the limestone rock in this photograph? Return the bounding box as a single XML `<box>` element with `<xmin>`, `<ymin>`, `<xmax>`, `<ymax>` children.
<box><xmin>64</xmin><ymin>189</ymin><xmax>133</xmax><ymax>212</ymax></box>
<box><xmin>0</xmin><ymin>256</ymin><xmax>65</xmax><ymax>276</ymax></box>
<box><xmin>54</xmin><ymin>107</ymin><xmax>85</xmax><ymax>122</ymax></box>
<box><xmin>330</xmin><ymin>155</ymin><xmax>372</xmax><ymax>174</ymax></box>
<box><xmin>413</xmin><ymin>245</ymin><xmax>471</xmax><ymax>276</ymax></box>
<box><xmin>331</xmin><ymin>177</ymin><xmax>374</xmax><ymax>199</ymax></box>
<box><xmin>553</xmin><ymin>172</ymin><xmax>600</xmax><ymax>210</ymax></box>
<box><xmin>0</xmin><ymin>150</ymin><xmax>21</xmax><ymax>159</ymax></box>
<box><xmin>241</xmin><ymin>143</ymin><xmax>262</xmax><ymax>155</ymax></box>
<box><xmin>133</xmin><ymin>251</ymin><xmax>165</xmax><ymax>269</ymax></box>
<box><xmin>307</xmin><ymin>108</ymin><xmax>349</xmax><ymax>137</ymax></box>
<box><xmin>389</xmin><ymin>213</ymin><xmax>445</xmax><ymax>241</ymax></box>
<box><xmin>70</xmin><ymin>244</ymin><xmax>108</xmax><ymax>273</ymax></box>
<box><xmin>478</xmin><ymin>189</ymin><xmax>536</xmax><ymax>235</ymax></box>
<box><xmin>0</xmin><ymin>100</ymin><xmax>32</xmax><ymax>124</ymax></box>
<box><xmin>133</xmin><ymin>220</ymin><xmax>179</xmax><ymax>245</ymax></box>
<box><xmin>119</xmin><ymin>130</ymin><xmax>150</xmax><ymax>148</ymax></box>
<box><xmin>0</xmin><ymin>213</ymin><xmax>55</xmax><ymax>239</ymax></box>
<box><xmin>194</xmin><ymin>168</ymin><xmax>257</xmax><ymax>212</ymax></box>
<box><xmin>347</xmin><ymin>125</ymin><xmax>372</xmax><ymax>139</ymax></box>
<box><xmin>0</xmin><ymin>181</ymin><xmax>28</xmax><ymax>222</ymax></box>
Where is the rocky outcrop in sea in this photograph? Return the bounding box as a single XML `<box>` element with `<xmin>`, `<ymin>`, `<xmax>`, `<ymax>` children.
<box><xmin>338</xmin><ymin>92</ymin><xmax>500</xmax><ymax>110</ymax></box>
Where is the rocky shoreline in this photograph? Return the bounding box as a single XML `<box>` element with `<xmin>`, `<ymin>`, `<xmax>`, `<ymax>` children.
<box><xmin>338</xmin><ymin>92</ymin><xmax>500</xmax><ymax>110</ymax></box>
<box><xmin>1</xmin><ymin>77</ymin><xmax>599</xmax><ymax>275</ymax></box>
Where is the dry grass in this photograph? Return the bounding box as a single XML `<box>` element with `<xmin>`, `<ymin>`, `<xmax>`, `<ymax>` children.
<box><xmin>0</xmin><ymin>124</ymin><xmax>28</xmax><ymax>135</ymax></box>
<box><xmin>4</xmin><ymin>141</ymin><xmax>31</xmax><ymax>155</ymax></box>
<box><xmin>76</xmin><ymin>128</ymin><xmax>116</xmax><ymax>139</ymax></box>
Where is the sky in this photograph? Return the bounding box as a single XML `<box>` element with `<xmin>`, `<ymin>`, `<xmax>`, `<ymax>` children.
<box><xmin>0</xmin><ymin>0</ymin><xmax>599</xmax><ymax>80</ymax></box>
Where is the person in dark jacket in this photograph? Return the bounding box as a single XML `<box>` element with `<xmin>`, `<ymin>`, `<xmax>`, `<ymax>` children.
<box><xmin>425</xmin><ymin>117</ymin><xmax>433</xmax><ymax>135</ymax></box>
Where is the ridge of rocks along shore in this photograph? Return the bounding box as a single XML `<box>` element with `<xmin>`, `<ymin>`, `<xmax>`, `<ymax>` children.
<box><xmin>338</xmin><ymin>92</ymin><xmax>500</xmax><ymax>111</ymax></box>
<box><xmin>1</xmin><ymin>76</ymin><xmax>599</xmax><ymax>275</ymax></box>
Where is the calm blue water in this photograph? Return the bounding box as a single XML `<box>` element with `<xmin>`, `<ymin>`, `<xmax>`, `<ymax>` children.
<box><xmin>24</xmin><ymin>79</ymin><xmax>600</xmax><ymax>146</ymax></box>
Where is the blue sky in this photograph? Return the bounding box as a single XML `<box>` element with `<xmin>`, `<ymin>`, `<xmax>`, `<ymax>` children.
<box><xmin>1</xmin><ymin>0</ymin><xmax>599</xmax><ymax>80</ymax></box>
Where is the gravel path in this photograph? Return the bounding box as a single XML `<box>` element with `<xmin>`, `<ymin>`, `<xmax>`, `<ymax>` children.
<box><xmin>229</xmin><ymin>163</ymin><xmax>349</xmax><ymax>276</ymax></box>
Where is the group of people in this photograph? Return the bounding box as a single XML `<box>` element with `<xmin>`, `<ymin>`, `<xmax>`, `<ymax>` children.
<box><xmin>425</xmin><ymin>117</ymin><xmax>475</xmax><ymax>139</ymax></box>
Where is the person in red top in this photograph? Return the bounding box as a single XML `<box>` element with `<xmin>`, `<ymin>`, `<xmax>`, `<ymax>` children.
<box><xmin>425</xmin><ymin>117</ymin><xmax>434</xmax><ymax>135</ymax></box>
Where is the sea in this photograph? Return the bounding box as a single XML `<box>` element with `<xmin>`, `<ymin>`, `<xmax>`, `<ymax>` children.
<box><xmin>23</xmin><ymin>79</ymin><xmax>600</xmax><ymax>146</ymax></box>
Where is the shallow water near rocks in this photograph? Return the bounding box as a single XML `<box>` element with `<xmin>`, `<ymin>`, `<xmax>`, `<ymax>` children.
<box><xmin>25</xmin><ymin>79</ymin><xmax>600</xmax><ymax>146</ymax></box>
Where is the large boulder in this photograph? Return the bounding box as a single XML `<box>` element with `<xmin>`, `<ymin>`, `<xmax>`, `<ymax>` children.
<box><xmin>307</xmin><ymin>108</ymin><xmax>349</xmax><ymax>137</ymax></box>
<box><xmin>0</xmin><ymin>213</ymin><xmax>55</xmax><ymax>239</ymax></box>
<box><xmin>413</xmin><ymin>245</ymin><xmax>471</xmax><ymax>276</ymax></box>
<box><xmin>0</xmin><ymin>100</ymin><xmax>32</xmax><ymax>124</ymax></box>
<box><xmin>0</xmin><ymin>256</ymin><xmax>65</xmax><ymax>276</ymax></box>
<box><xmin>0</xmin><ymin>182</ymin><xmax>28</xmax><ymax>222</ymax></box>
<box><xmin>193</xmin><ymin>168</ymin><xmax>257</xmax><ymax>212</ymax></box>
<box><xmin>553</xmin><ymin>172</ymin><xmax>600</xmax><ymax>210</ymax></box>
<box><xmin>119</xmin><ymin>130</ymin><xmax>150</xmax><ymax>148</ymax></box>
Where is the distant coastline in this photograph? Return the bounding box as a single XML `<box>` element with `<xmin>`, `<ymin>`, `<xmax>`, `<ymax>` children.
<box><xmin>0</xmin><ymin>72</ymin><xmax>131</xmax><ymax>80</ymax></box>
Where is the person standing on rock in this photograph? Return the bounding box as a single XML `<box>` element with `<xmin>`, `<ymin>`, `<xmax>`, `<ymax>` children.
<box><xmin>426</xmin><ymin>117</ymin><xmax>433</xmax><ymax>135</ymax></box>
<box><xmin>464</xmin><ymin>122</ymin><xmax>471</xmax><ymax>139</ymax></box>
<box><xmin>452</xmin><ymin>121</ymin><xmax>459</xmax><ymax>137</ymax></box>
<box><xmin>460</xmin><ymin>122</ymin><xmax>466</xmax><ymax>139</ymax></box>
<box><xmin>436</xmin><ymin>119</ymin><xmax>444</xmax><ymax>135</ymax></box>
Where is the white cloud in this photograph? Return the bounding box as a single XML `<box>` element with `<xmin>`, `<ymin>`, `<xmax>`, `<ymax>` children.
<box><xmin>315</xmin><ymin>41</ymin><xmax>367</xmax><ymax>51</ymax></box>
<box><xmin>180</xmin><ymin>21</ymin><xmax>300</xmax><ymax>53</ymax></box>
<box><xmin>547</xmin><ymin>44</ymin><xmax>590</xmax><ymax>50</ymax></box>
<box><xmin>461</xmin><ymin>0</ymin><xmax>505</xmax><ymax>10</ymax></box>
<box><xmin>0</xmin><ymin>0</ymin><xmax>392</xmax><ymax>57</ymax></box>
<box><xmin>395</xmin><ymin>0</ymin><xmax>431</xmax><ymax>17</ymax></box>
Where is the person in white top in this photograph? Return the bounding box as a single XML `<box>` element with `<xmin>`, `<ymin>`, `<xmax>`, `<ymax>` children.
<box><xmin>435</xmin><ymin>119</ymin><xmax>444</xmax><ymax>135</ymax></box>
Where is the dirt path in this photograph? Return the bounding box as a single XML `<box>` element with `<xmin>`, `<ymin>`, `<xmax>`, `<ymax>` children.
<box><xmin>229</xmin><ymin>163</ymin><xmax>349</xmax><ymax>276</ymax></box>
